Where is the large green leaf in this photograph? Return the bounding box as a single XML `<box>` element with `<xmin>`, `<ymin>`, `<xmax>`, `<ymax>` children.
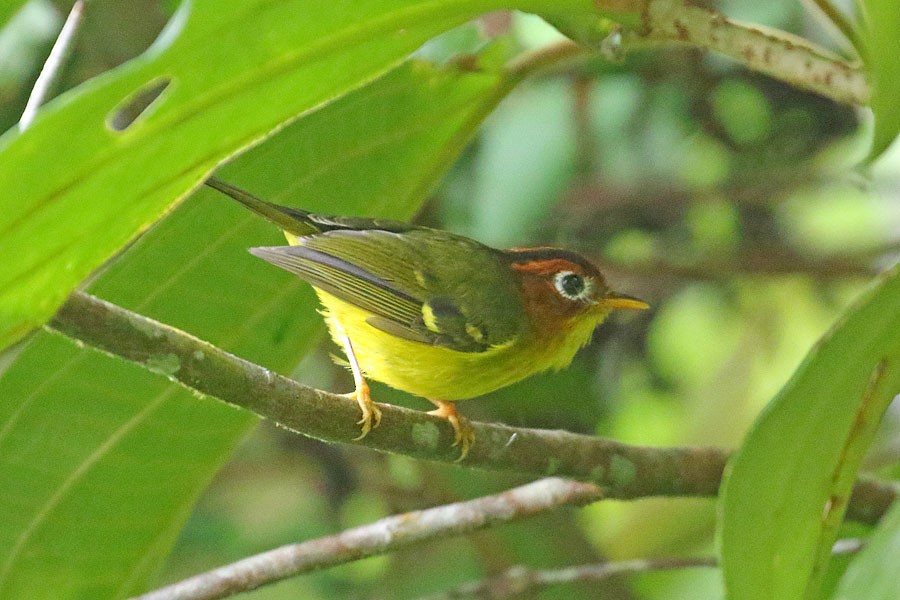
<box><xmin>832</xmin><ymin>500</ymin><xmax>900</xmax><ymax>599</ymax></box>
<box><xmin>0</xmin><ymin>0</ymin><xmax>605</xmax><ymax>350</ymax></box>
<box><xmin>857</xmin><ymin>0</ymin><xmax>900</xmax><ymax>159</ymax></box>
<box><xmin>0</xmin><ymin>56</ymin><xmax>518</xmax><ymax>598</ymax></box>
<box><xmin>718</xmin><ymin>264</ymin><xmax>900</xmax><ymax>600</ymax></box>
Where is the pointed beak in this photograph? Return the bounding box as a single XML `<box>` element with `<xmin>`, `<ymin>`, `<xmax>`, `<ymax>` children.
<box><xmin>599</xmin><ymin>292</ymin><xmax>650</xmax><ymax>311</ymax></box>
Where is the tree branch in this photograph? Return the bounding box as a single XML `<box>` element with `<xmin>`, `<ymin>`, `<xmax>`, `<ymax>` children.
<box><xmin>598</xmin><ymin>250</ymin><xmax>882</xmax><ymax>282</ymax></box>
<box><xmin>415</xmin><ymin>557</ymin><xmax>716</xmax><ymax>600</ymax></box>
<box><xmin>130</xmin><ymin>478</ymin><xmax>603</xmax><ymax>600</ymax></box>
<box><xmin>622</xmin><ymin>0</ymin><xmax>868</xmax><ymax>106</ymax></box>
<box><xmin>131</xmin><ymin>473</ymin><xmax>864</xmax><ymax>600</ymax></box>
<box><xmin>414</xmin><ymin>538</ymin><xmax>864</xmax><ymax>600</ymax></box>
<box><xmin>48</xmin><ymin>291</ymin><xmax>897</xmax><ymax>524</ymax></box>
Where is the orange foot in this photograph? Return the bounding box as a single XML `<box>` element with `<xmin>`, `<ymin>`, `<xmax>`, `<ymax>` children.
<box><xmin>427</xmin><ymin>400</ymin><xmax>475</xmax><ymax>462</ymax></box>
<box><xmin>344</xmin><ymin>379</ymin><xmax>382</xmax><ymax>440</ymax></box>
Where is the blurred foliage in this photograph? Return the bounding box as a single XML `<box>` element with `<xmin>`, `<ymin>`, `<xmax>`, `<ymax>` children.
<box><xmin>1</xmin><ymin>1</ymin><xmax>899</xmax><ymax>599</ymax></box>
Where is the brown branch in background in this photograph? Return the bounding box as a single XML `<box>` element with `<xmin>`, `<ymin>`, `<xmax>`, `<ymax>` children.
<box><xmin>627</xmin><ymin>0</ymin><xmax>868</xmax><ymax>106</ymax></box>
<box><xmin>130</xmin><ymin>478</ymin><xmax>603</xmax><ymax>600</ymax></box>
<box><xmin>132</xmin><ymin>477</ymin><xmax>865</xmax><ymax>600</ymax></box>
<box><xmin>598</xmin><ymin>251</ymin><xmax>882</xmax><ymax>282</ymax></box>
<box><xmin>596</xmin><ymin>238</ymin><xmax>900</xmax><ymax>283</ymax></box>
<box><xmin>529</xmin><ymin>2</ymin><xmax>866</xmax><ymax>109</ymax></box>
<box><xmin>415</xmin><ymin>557</ymin><xmax>716</xmax><ymax>600</ymax></box>
<box><xmin>505</xmin><ymin>39</ymin><xmax>587</xmax><ymax>79</ymax></box>
<box><xmin>48</xmin><ymin>291</ymin><xmax>898</xmax><ymax>525</ymax></box>
<box><xmin>413</xmin><ymin>538</ymin><xmax>865</xmax><ymax>600</ymax></box>
<box><xmin>571</xmin><ymin>72</ymin><xmax>596</xmax><ymax>178</ymax></box>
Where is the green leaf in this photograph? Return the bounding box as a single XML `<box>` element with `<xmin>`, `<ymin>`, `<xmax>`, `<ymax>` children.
<box><xmin>833</xmin><ymin>501</ymin><xmax>900</xmax><ymax>600</ymax></box>
<box><xmin>0</xmin><ymin>334</ymin><xmax>253</xmax><ymax>599</ymax></box>
<box><xmin>0</xmin><ymin>56</ymin><xmax>515</xmax><ymax>598</ymax></box>
<box><xmin>718</xmin><ymin>264</ymin><xmax>900</xmax><ymax>600</ymax></box>
<box><xmin>858</xmin><ymin>0</ymin><xmax>900</xmax><ymax>160</ymax></box>
<box><xmin>0</xmin><ymin>0</ymin><xmax>602</xmax><ymax>350</ymax></box>
<box><xmin>0</xmin><ymin>1</ymin><xmax>28</xmax><ymax>29</ymax></box>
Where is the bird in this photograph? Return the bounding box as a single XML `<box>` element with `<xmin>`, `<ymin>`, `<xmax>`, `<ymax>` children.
<box><xmin>205</xmin><ymin>177</ymin><xmax>648</xmax><ymax>460</ymax></box>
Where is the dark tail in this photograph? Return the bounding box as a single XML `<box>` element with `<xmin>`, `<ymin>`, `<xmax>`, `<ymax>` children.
<box><xmin>204</xmin><ymin>177</ymin><xmax>319</xmax><ymax>236</ymax></box>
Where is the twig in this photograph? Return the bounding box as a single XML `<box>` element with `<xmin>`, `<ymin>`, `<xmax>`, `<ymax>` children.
<box><xmin>47</xmin><ymin>291</ymin><xmax>898</xmax><ymax>525</ymax></box>
<box><xmin>414</xmin><ymin>538</ymin><xmax>865</xmax><ymax>600</ymax></box>
<box><xmin>130</xmin><ymin>478</ymin><xmax>603</xmax><ymax>600</ymax></box>
<box><xmin>598</xmin><ymin>251</ymin><xmax>881</xmax><ymax>282</ymax></box>
<box><xmin>18</xmin><ymin>0</ymin><xmax>86</xmax><ymax>131</ymax></box>
<box><xmin>527</xmin><ymin>3</ymin><xmax>866</xmax><ymax>107</ymax></box>
<box><xmin>415</xmin><ymin>557</ymin><xmax>716</xmax><ymax>600</ymax></box>
<box><xmin>627</xmin><ymin>0</ymin><xmax>868</xmax><ymax>106</ymax></box>
<box><xmin>133</xmin><ymin>502</ymin><xmax>865</xmax><ymax>600</ymax></box>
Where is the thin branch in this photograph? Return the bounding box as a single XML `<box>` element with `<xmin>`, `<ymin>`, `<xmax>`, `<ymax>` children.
<box><xmin>504</xmin><ymin>39</ymin><xmax>587</xmax><ymax>79</ymax></box>
<box><xmin>622</xmin><ymin>0</ymin><xmax>868</xmax><ymax>106</ymax></box>
<box><xmin>18</xmin><ymin>0</ymin><xmax>86</xmax><ymax>131</ymax></box>
<box><xmin>532</xmin><ymin>2</ymin><xmax>866</xmax><ymax>107</ymax></box>
<box><xmin>415</xmin><ymin>557</ymin><xmax>716</xmax><ymax>600</ymax></box>
<box><xmin>594</xmin><ymin>241</ymin><xmax>900</xmax><ymax>286</ymax></box>
<box><xmin>414</xmin><ymin>538</ymin><xmax>865</xmax><ymax>600</ymax></box>
<box><xmin>130</xmin><ymin>478</ymin><xmax>603</xmax><ymax>600</ymax></box>
<box><xmin>47</xmin><ymin>291</ymin><xmax>898</xmax><ymax>525</ymax></box>
<box><xmin>598</xmin><ymin>251</ymin><xmax>882</xmax><ymax>282</ymax></box>
<box><xmin>133</xmin><ymin>485</ymin><xmax>865</xmax><ymax>600</ymax></box>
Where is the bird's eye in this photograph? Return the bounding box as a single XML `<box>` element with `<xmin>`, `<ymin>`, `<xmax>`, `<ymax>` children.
<box><xmin>553</xmin><ymin>271</ymin><xmax>588</xmax><ymax>300</ymax></box>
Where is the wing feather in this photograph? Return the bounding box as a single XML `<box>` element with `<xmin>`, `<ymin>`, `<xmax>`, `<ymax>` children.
<box><xmin>250</xmin><ymin>228</ymin><xmax>526</xmax><ymax>353</ymax></box>
<box><xmin>249</xmin><ymin>246</ymin><xmax>423</xmax><ymax>327</ymax></box>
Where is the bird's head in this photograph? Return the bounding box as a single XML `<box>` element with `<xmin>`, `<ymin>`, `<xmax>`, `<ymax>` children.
<box><xmin>506</xmin><ymin>247</ymin><xmax>648</xmax><ymax>337</ymax></box>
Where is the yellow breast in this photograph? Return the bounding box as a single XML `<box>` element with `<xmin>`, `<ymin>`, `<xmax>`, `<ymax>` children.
<box><xmin>316</xmin><ymin>289</ymin><xmax>605</xmax><ymax>401</ymax></box>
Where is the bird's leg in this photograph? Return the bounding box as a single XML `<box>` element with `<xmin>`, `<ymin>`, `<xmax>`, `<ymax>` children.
<box><xmin>336</xmin><ymin>327</ymin><xmax>381</xmax><ymax>440</ymax></box>
<box><xmin>427</xmin><ymin>400</ymin><xmax>475</xmax><ymax>462</ymax></box>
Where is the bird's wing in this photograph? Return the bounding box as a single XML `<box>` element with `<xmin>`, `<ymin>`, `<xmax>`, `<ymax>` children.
<box><xmin>250</xmin><ymin>229</ymin><xmax>525</xmax><ymax>353</ymax></box>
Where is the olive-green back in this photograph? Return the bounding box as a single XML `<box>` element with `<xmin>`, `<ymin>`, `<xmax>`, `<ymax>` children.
<box><xmin>252</xmin><ymin>228</ymin><xmax>527</xmax><ymax>352</ymax></box>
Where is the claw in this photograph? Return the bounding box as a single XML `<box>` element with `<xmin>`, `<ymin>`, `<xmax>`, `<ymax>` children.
<box><xmin>335</xmin><ymin>327</ymin><xmax>382</xmax><ymax>441</ymax></box>
<box><xmin>344</xmin><ymin>380</ymin><xmax>382</xmax><ymax>440</ymax></box>
<box><xmin>428</xmin><ymin>400</ymin><xmax>475</xmax><ymax>462</ymax></box>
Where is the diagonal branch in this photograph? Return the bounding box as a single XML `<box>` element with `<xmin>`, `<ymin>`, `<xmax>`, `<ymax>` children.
<box><xmin>415</xmin><ymin>538</ymin><xmax>864</xmax><ymax>600</ymax></box>
<box><xmin>48</xmin><ymin>290</ymin><xmax>898</xmax><ymax>524</ymax></box>
<box><xmin>131</xmin><ymin>477</ymin><xmax>862</xmax><ymax>600</ymax></box>
<box><xmin>624</xmin><ymin>0</ymin><xmax>868</xmax><ymax>105</ymax></box>
<box><xmin>131</xmin><ymin>477</ymin><xmax>603</xmax><ymax>600</ymax></box>
<box><xmin>415</xmin><ymin>556</ymin><xmax>717</xmax><ymax>600</ymax></box>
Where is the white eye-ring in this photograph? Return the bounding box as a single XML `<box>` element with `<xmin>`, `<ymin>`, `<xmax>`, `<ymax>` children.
<box><xmin>553</xmin><ymin>271</ymin><xmax>592</xmax><ymax>301</ymax></box>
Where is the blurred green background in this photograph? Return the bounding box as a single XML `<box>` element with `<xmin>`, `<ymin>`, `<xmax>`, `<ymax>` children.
<box><xmin>2</xmin><ymin>1</ymin><xmax>898</xmax><ymax>598</ymax></box>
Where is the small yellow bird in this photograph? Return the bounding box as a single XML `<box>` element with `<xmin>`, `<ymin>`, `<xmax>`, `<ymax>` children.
<box><xmin>207</xmin><ymin>178</ymin><xmax>648</xmax><ymax>459</ymax></box>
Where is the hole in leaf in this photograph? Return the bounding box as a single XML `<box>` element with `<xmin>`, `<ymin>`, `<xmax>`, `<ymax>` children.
<box><xmin>108</xmin><ymin>77</ymin><xmax>172</xmax><ymax>131</ymax></box>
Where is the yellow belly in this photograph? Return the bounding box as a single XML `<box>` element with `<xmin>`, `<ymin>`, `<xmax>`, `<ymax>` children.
<box><xmin>316</xmin><ymin>289</ymin><xmax>602</xmax><ymax>401</ymax></box>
